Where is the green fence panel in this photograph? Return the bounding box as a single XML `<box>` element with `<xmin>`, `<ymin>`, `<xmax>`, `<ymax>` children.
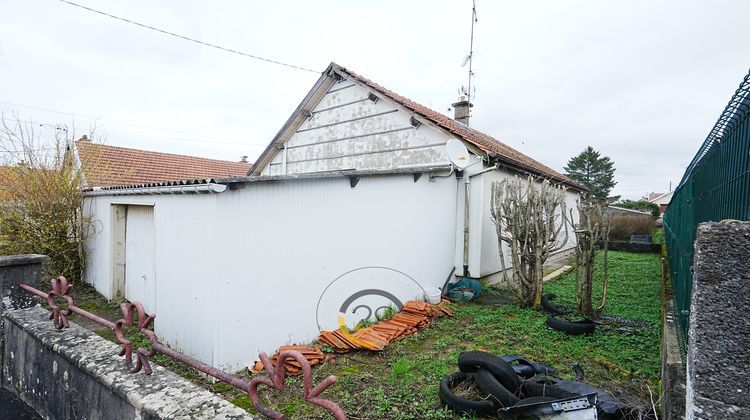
<box><xmin>663</xmin><ymin>70</ymin><xmax>750</xmax><ymax>359</ymax></box>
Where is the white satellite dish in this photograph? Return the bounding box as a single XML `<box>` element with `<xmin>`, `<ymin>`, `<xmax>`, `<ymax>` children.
<box><xmin>446</xmin><ymin>139</ymin><xmax>471</xmax><ymax>169</ymax></box>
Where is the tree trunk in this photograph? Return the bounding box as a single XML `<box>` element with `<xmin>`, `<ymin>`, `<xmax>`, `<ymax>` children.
<box><xmin>580</xmin><ymin>251</ymin><xmax>594</xmax><ymax>315</ymax></box>
<box><xmin>532</xmin><ymin>256</ymin><xmax>544</xmax><ymax>309</ymax></box>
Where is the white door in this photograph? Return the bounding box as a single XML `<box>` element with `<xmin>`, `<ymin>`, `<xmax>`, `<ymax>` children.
<box><xmin>125</xmin><ymin>205</ymin><xmax>156</xmax><ymax>314</ymax></box>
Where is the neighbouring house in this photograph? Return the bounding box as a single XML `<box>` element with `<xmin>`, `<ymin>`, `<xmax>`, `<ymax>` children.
<box><xmin>74</xmin><ymin>138</ymin><xmax>252</xmax><ymax>188</ymax></box>
<box><xmin>80</xmin><ymin>62</ymin><xmax>585</xmax><ymax>371</ymax></box>
<box><xmin>648</xmin><ymin>191</ymin><xmax>674</xmax><ymax>215</ymax></box>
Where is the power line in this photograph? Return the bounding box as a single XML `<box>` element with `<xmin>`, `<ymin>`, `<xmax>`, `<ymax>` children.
<box><xmin>2</xmin><ymin>119</ymin><xmax>69</xmax><ymax>131</ymax></box>
<box><xmin>0</xmin><ymin>100</ymin><xmax>269</xmax><ymax>146</ymax></box>
<box><xmin>55</xmin><ymin>0</ymin><xmax>320</xmax><ymax>74</ymax></box>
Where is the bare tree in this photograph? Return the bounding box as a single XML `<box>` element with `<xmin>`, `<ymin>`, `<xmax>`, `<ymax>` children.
<box><xmin>0</xmin><ymin>113</ymin><xmax>94</xmax><ymax>281</ymax></box>
<box><xmin>490</xmin><ymin>176</ymin><xmax>570</xmax><ymax>309</ymax></box>
<box><xmin>571</xmin><ymin>199</ymin><xmax>610</xmax><ymax>316</ymax></box>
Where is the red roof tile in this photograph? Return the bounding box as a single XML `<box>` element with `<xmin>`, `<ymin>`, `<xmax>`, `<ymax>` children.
<box><xmin>75</xmin><ymin>141</ymin><xmax>252</xmax><ymax>188</ymax></box>
<box><xmin>337</xmin><ymin>66</ymin><xmax>584</xmax><ymax>190</ymax></box>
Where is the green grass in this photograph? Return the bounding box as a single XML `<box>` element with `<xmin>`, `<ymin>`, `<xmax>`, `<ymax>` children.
<box><xmin>219</xmin><ymin>251</ymin><xmax>662</xmax><ymax>419</ymax></box>
<box><xmin>64</xmin><ymin>251</ymin><xmax>661</xmax><ymax>418</ymax></box>
<box><xmin>652</xmin><ymin>227</ymin><xmax>665</xmax><ymax>245</ymax></box>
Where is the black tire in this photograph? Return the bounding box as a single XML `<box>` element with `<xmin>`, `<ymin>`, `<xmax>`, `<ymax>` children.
<box><xmin>458</xmin><ymin>351</ymin><xmax>522</xmax><ymax>393</ymax></box>
<box><xmin>439</xmin><ymin>372</ymin><xmax>497</xmax><ymax>417</ymax></box>
<box><xmin>524</xmin><ymin>374</ymin><xmax>560</xmax><ymax>385</ymax></box>
<box><xmin>474</xmin><ymin>368</ymin><xmax>520</xmax><ymax>408</ymax></box>
<box><xmin>502</xmin><ymin>355</ymin><xmax>557</xmax><ymax>378</ymax></box>
<box><xmin>572</xmin><ymin>364</ymin><xmax>585</xmax><ymax>382</ymax></box>
<box><xmin>541</xmin><ymin>293</ymin><xmax>571</xmax><ymax>315</ymax></box>
<box><xmin>545</xmin><ymin>315</ymin><xmax>596</xmax><ymax>335</ymax></box>
<box><xmin>520</xmin><ymin>380</ymin><xmax>579</xmax><ymax>400</ymax></box>
<box><xmin>513</xmin><ymin>396</ymin><xmax>556</xmax><ymax>406</ymax></box>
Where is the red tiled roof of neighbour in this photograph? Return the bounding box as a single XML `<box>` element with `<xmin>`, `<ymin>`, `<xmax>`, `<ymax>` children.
<box><xmin>75</xmin><ymin>141</ymin><xmax>252</xmax><ymax>188</ymax></box>
<box><xmin>337</xmin><ymin>66</ymin><xmax>585</xmax><ymax>190</ymax></box>
<box><xmin>648</xmin><ymin>192</ymin><xmax>665</xmax><ymax>201</ymax></box>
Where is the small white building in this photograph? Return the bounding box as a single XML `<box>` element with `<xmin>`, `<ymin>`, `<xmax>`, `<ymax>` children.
<box><xmin>80</xmin><ymin>63</ymin><xmax>585</xmax><ymax>371</ymax></box>
<box><xmin>648</xmin><ymin>191</ymin><xmax>674</xmax><ymax>214</ymax></box>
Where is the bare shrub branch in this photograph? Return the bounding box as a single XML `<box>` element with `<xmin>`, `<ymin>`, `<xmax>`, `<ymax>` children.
<box><xmin>0</xmin><ymin>113</ymin><xmax>94</xmax><ymax>281</ymax></box>
<box><xmin>570</xmin><ymin>198</ymin><xmax>611</xmax><ymax>315</ymax></box>
<box><xmin>490</xmin><ymin>176</ymin><xmax>569</xmax><ymax>309</ymax></box>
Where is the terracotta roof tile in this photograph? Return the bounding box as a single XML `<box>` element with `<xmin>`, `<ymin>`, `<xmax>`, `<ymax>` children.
<box><xmin>337</xmin><ymin>66</ymin><xmax>585</xmax><ymax>190</ymax></box>
<box><xmin>75</xmin><ymin>141</ymin><xmax>252</xmax><ymax>188</ymax></box>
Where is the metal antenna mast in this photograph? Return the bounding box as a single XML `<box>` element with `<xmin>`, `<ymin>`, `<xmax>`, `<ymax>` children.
<box><xmin>458</xmin><ymin>0</ymin><xmax>478</xmax><ymax>126</ymax></box>
<box><xmin>467</xmin><ymin>0</ymin><xmax>477</xmax><ymax>108</ymax></box>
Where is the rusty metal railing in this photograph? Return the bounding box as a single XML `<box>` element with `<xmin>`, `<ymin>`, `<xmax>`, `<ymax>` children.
<box><xmin>20</xmin><ymin>277</ymin><xmax>346</xmax><ymax>420</ymax></box>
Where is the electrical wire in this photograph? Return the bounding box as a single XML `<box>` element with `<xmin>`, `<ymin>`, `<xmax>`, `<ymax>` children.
<box><xmin>1</xmin><ymin>119</ymin><xmax>69</xmax><ymax>131</ymax></box>
<box><xmin>55</xmin><ymin>0</ymin><xmax>319</xmax><ymax>74</ymax></box>
<box><xmin>0</xmin><ymin>100</ymin><xmax>269</xmax><ymax>146</ymax></box>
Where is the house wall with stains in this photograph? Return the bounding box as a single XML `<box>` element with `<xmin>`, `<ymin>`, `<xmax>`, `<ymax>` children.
<box><xmin>262</xmin><ymin>78</ymin><xmax>454</xmax><ymax>175</ymax></box>
<box><xmin>83</xmin><ymin>173</ymin><xmax>457</xmax><ymax>371</ymax></box>
<box><xmin>472</xmin><ymin>169</ymin><xmax>580</xmax><ymax>278</ymax></box>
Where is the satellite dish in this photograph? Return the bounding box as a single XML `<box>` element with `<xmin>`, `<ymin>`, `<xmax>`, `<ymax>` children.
<box><xmin>446</xmin><ymin>139</ymin><xmax>471</xmax><ymax>169</ymax></box>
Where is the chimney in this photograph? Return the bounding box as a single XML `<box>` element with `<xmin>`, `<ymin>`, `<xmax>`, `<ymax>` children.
<box><xmin>451</xmin><ymin>96</ymin><xmax>473</xmax><ymax>126</ymax></box>
<box><xmin>78</xmin><ymin>135</ymin><xmax>90</xmax><ymax>142</ymax></box>
<box><xmin>240</xmin><ymin>156</ymin><xmax>249</xmax><ymax>163</ymax></box>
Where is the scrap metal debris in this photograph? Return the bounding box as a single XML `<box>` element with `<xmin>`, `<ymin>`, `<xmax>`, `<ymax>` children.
<box><xmin>318</xmin><ymin>299</ymin><xmax>452</xmax><ymax>352</ymax></box>
<box><xmin>249</xmin><ymin>350</ymin><xmax>346</xmax><ymax>419</ymax></box>
<box><xmin>252</xmin><ymin>345</ymin><xmax>326</xmax><ymax>376</ymax></box>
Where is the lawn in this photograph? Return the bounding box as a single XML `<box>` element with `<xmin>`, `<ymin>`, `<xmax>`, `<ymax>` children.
<box><xmin>62</xmin><ymin>250</ymin><xmax>662</xmax><ymax>418</ymax></box>
<box><xmin>215</xmin><ymin>250</ymin><xmax>663</xmax><ymax>419</ymax></box>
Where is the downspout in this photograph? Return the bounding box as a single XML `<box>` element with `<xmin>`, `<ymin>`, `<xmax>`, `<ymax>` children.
<box><xmin>463</xmin><ymin>163</ymin><xmax>500</xmax><ymax>276</ymax></box>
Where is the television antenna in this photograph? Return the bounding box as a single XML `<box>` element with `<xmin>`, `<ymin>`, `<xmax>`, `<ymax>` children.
<box><xmin>460</xmin><ymin>0</ymin><xmax>478</xmax><ymax>111</ymax></box>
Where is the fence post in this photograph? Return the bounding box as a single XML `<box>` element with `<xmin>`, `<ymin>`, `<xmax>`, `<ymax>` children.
<box><xmin>0</xmin><ymin>254</ymin><xmax>49</xmax><ymax>387</ymax></box>
<box><xmin>686</xmin><ymin>222</ymin><xmax>749</xmax><ymax>418</ymax></box>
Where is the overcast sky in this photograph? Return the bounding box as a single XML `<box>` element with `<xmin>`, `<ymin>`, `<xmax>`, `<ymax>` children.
<box><xmin>1</xmin><ymin>0</ymin><xmax>748</xmax><ymax>199</ymax></box>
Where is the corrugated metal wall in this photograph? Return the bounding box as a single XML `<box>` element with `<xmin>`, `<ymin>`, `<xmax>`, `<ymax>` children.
<box><xmin>84</xmin><ymin>174</ymin><xmax>457</xmax><ymax>371</ymax></box>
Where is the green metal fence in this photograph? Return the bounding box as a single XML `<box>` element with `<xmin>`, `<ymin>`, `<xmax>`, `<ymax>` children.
<box><xmin>664</xmin><ymin>69</ymin><xmax>750</xmax><ymax>358</ymax></box>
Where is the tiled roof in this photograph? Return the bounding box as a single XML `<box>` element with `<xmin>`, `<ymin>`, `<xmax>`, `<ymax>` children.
<box><xmin>337</xmin><ymin>65</ymin><xmax>585</xmax><ymax>190</ymax></box>
<box><xmin>75</xmin><ymin>141</ymin><xmax>252</xmax><ymax>188</ymax></box>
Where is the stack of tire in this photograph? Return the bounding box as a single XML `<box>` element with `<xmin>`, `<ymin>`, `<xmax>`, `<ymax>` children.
<box><xmin>439</xmin><ymin>351</ymin><xmax>577</xmax><ymax>417</ymax></box>
<box><xmin>439</xmin><ymin>351</ymin><xmax>622</xmax><ymax>418</ymax></box>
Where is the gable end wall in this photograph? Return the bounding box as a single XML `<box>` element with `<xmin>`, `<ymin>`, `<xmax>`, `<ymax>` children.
<box><xmin>262</xmin><ymin>78</ymin><xmax>454</xmax><ymax>175</ymax></box>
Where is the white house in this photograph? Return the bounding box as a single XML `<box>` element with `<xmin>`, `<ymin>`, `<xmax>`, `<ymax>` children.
<box><xmin>648</xmin><ymin>191</ymin><xmax>674</xmax><ymax>214</ymax></box>
<box><xmin>80</xmin><ymin>63</ymin><xmax>585</xmax><ymax>371</ymax></box>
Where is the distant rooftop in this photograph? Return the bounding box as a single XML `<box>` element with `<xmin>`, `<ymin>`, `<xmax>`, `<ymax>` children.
<box><xmin>75</xmin><ymin>140</ymin><xmax>252</xmax><ymax>188</ymax></box>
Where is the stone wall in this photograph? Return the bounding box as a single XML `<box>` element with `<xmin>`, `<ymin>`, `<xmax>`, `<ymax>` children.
<box><xmin>0</xmin><ymin>254</ymin><xmax>48</xmax><ymax>386</ymax></box>
<box><xmin>3</xmin><ymin>306</ymin><xmax>255</xmax><ymax>420</ymax></box>
<box><xmin>686</xmin><ymin>222</ymin><xmax>750</xmax><ymax>418</ymax></box>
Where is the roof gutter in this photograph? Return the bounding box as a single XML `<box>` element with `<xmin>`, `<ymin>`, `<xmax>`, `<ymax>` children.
<box><xmin>84</xmin><ymin>183</ymin><xmax>227</xmax><ymax>197</ymax></box>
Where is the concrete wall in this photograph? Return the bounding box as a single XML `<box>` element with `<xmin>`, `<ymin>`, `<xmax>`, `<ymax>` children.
<box><xmin>661</xmin><ymin>257</ymin><xmax>686</xmax><ymax>420</ymax></box>
<box><xmin>84</xmin><ymin>173</ymin><xmax>458</xmax><ymax>371</ymax></box>
<box><xmin>686</xmin><ymin>221</ymin><xmax>750</xmax><ymax>418</ymax></box>
<box><xmin>0</xmin><ymin>254</ymin><xmax>48</xmax><ymax>388</ymax></box>
<box><xmin>3</xmin><ymin>306</ymin><xmax>253</xmax><ymax>420</ymax></box>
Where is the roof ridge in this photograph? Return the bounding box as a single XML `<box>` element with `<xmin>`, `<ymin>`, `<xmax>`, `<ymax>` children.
<box><xmin>334</xmin><ymin>64</ymin><xmax>584</xmax><ymax>190</ymax></box>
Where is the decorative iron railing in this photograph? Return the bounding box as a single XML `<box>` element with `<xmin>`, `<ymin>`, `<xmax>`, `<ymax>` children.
<box><xmin>20</xmin><ymin>277</ymin><xmax>346</xmax><ymax>420</ymax></box>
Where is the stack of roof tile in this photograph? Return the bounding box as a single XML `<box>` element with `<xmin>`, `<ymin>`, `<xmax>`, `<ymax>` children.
<box><xmin>317</xmin><ymin>299</ymin><xmax>452</xmax><ymax>352</ymax></box>
<box><xmin>252</xmin><ymin>345</ymin><xmax>326</xmax><ymax>376</ymax></box>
